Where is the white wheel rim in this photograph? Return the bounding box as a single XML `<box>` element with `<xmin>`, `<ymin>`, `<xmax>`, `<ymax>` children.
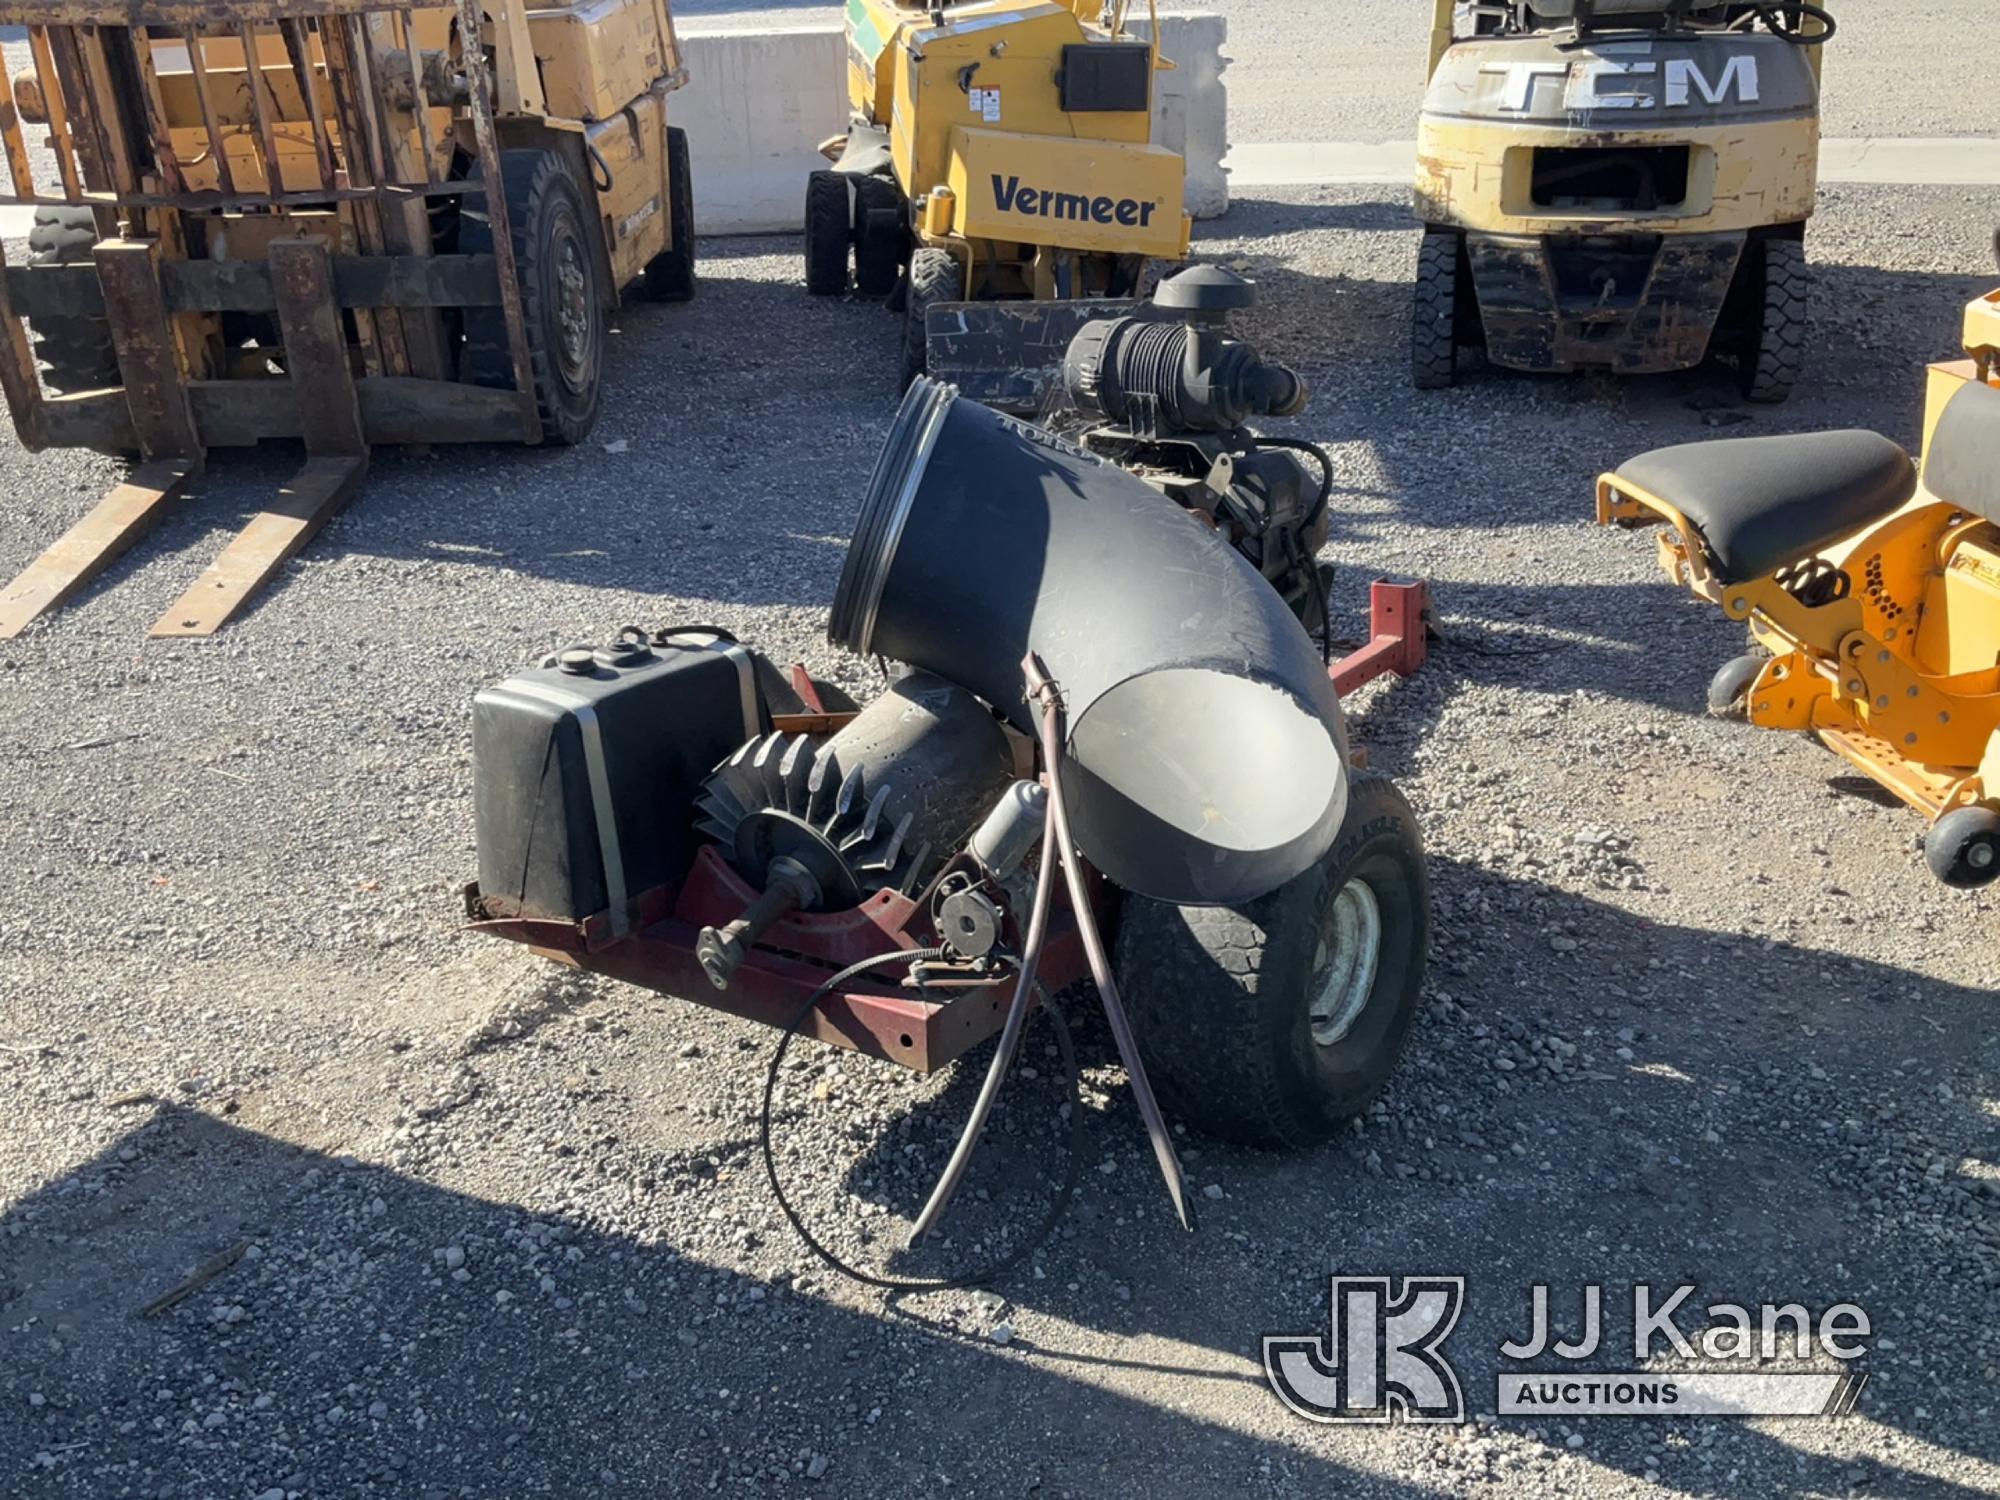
<box><xmin>1309</xmin><ymin>876</ymin><xmax>1382</xmax><ymax>1048</ymax></box>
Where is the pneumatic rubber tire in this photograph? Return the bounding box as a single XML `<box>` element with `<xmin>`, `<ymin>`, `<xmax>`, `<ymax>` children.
<box><xmin>27</xmin><ymin>205</ymin><xmax>118</xmax><ymax>393</ymax></box>
<box><xmin>1707</xmin><ymin>652</ymin><xmax>1766</xmax><ymax>718</ymax></box>
<box><xmin>1741</xmin><ymin>236</ymin><xmax>1806</xmax><ymax>404</ymax></box>
<box><xmin>900</xmin><ymin>248</ymin><xmax>963</xmax><ymax>389</ymax></box>
<box><xmin>1924</xmin><ymin>806</ymin><xmax>2000</xmax><ymax>889</ymax></box>
<box><xmin>1411</xmin><ymin>229</ymin><xmax>1460</xmax><ymax>391</ymax></box>
<box><xmin>804</xmin><ymin>170</ymin><xmax>851</xmax><ymax>296</ymax></box>
<box><xmin>1114</xmin><ymin>774</ymin><xmax>1431</xmax><ymax>1148</ymax></box>
<box><xmin>459</xmin><ymin>148</ymin><xmax>604</xmax><ymax>446</ymax></box>
<box><xmin>852</xmin><ymin>175</ymin><xmax>908</xmax><ymax>299</ymax></box>
<box><xmin>641</xmin><ymin>126</ymin><xmax>698</xmax><ymax>303</ymax></box>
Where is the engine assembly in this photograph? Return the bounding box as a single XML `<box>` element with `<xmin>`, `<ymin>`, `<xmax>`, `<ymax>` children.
<box><xmin>1054</xmin><ymin>267</ymin><xmax>1335</xmax><ymax>632</ymax></box>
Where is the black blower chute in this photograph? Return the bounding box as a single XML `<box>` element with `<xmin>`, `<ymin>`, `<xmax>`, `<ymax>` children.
<box><xmin>828</xmin><ymin>377</ymin><xmax>1350</xmax><ymax>909</ymax></box>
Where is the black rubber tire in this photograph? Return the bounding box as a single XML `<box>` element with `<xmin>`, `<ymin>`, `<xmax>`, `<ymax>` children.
<box><xmin>851</xmin><ymin>175</ymin><xmax>908</xmax><ymax>299</ymax></box>
<box><xmin>1113</xmin><ymin>775</ymin><xmax>1431</xmax><ymax>1148</ymax></box>
<box><xmin>641</xmin><ymin>126</ymin><xmax>698</xmax><ymax>303</ymax></box>
<box><xmin>1706</xmin><ymin>652</ymin><xmax>1766</xmax><ymax>717</ymax></box>
<box><xmin>900</xmin><ymin>247</ymin><xmax>964</xmax><ymax>389</ymax></box>
<box><xmin>1924</xmin><ymin>806</ymin><xmax>2000</xmax><ymax>888</ymax></box>
<box><xmin>27</xmin><ymin>205</ymin><xmax>118</xmax><ymax>393</ymax></box>
<box><xmin>1411</xmin><ymin>229</ymin><xmax>1460</xmax><ymax>391</ymax></box>
<box><xmin>804</xmin><ymin>170</ymin><xmax>851</xmax><ymax>296</ymax></box>
<box><xmin>1741</xmin><ymin>236</ymin><xmax>1806</xmax><ymax>404</ymax></box>
<box><xmin>459</xmin><ymin>148</ymin><xmax>604</xmax><ymax>446</ymax></box>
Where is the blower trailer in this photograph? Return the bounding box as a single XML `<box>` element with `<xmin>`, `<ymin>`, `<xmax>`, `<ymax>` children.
<box><xmin>0</xmin><ymin>0</ymin><xmax>696</xmax><ymax>639</ymax></box>
<box><xmin>466</xmin><ymin>300</ymin><xmax>1433</xmax><ymax>1205</ymax></box>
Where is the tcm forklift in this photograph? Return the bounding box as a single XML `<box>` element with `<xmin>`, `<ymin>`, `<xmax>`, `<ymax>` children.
<box><xmin>1412</xmin><ymin>0</ymin><xmax>1832</xmax><ymax>401</ymax></box>
<box><xmin>1599</xmin><ymin>259</ymin><xmax>2000</xmax><ymax>886</ymax></box>
<box><xmin>801</xmin><ymin>0</ymin><xmax>1191</xmax><ymax>389</ymax></box>
<box><xmin>0</xmin><ymin>0</ymin><xmax>697</xmax><ymax>639</ymax></box>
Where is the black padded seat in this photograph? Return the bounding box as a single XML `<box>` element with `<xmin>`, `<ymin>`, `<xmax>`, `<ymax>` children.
<box><xmin>1615</xmin><ymin>429</ymin><xmax>1917</xmax><ymax>585</ymax></box>
<box><xmin>1922</xmin><ymin>379</ymin><xmax>2000</xmax><ymax>524</ymax></box>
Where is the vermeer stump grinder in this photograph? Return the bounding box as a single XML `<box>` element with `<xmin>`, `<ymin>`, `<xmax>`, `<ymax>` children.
<box><xmin>1413</xmin><ymin>0</ymin><xmax>1833</xmax><ymax>400</ymax></box>
<box><xmin>802</xmin><ymin>0</ymin><xmax>1190</xmax><ymax>392</ymax></box>
<box><xmin>1599</xmin><ymin>270</ymin><xmax>2000</xmax><ymax>887</ymax></box>
<box><xmin>465</xmin><ymin>286</ymin><xmax>1433</xmax><ymax>1280</ymax></box>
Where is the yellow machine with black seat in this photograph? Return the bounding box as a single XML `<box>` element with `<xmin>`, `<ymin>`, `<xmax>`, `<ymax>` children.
<box><xmin>1599</xmin><ymin>266</ymin><xmax>2000</xmax><ymax>886</ymax></box>
<box><xmin>0</xmin><ymin>0</ymin><xmax>696</xmax><ymax>639</ymax></box>
<box><xmin>803</xmin><ymin>0</ymin><xmax>1190</xmax><ymax>396</ymax></box>
<box><xmin>1413</xmin><ymin>0</ymin><xmax>1832</xmax><ymax>400</ymax></box>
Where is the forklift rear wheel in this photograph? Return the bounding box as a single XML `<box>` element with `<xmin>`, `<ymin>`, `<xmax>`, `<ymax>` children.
<box><xmin>26</xmin><ymin>206</ymin><xmax>118</xmax><ymax>394</ymax></box>
<box><xmin>1741</xmin><ymin>237</ymin><xmax>1807</xmax><ymax>404</ymax></box>
<box><xmin>804</xmin><ymin>170</ymin><xmax>851</xmax><ymax>296</ymax></box>
<box><xmin>1411</xmin><ymin>230</ymin><xmax>1460</xmax><ymax>390</ymax></box>
<box><xmin>641</xmin><ymin>126</ymin><xmax>698</xmax><ymax>303</ymax></box>
<box><xmin>1707</xmin><ymin>652</ymin><xmax>1767</xmax><ymax>718</ymax></box>
<box><xmin>1113</xmin><ymin>775</ymin><xmax>1430</xmax><ymax>1148</ymax></box>
<box><xmin>460</xmin><ymin>148</ymin><xmax>604</xmax><ymax>446</ymax></box>
<box><xmin>1924</xmin><ymin>806</ymin><xmax>2000</xmax><ymax>888</ymax></box>
<box><xmin>901</xmin><ymin>248</ymin><xmax>964</xmax><ymax>389</ymax></box>
<box><xmin>852</xmin><ymin>175</ymin><xmax>908</xmax><ymax>298</ymax></box>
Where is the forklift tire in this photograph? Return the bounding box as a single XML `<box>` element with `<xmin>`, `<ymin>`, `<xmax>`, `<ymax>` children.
<box><xmin>1113</xmin><ymin>775</ymin><xmax>1431</xmax><ymax>1149</ymax></box>
<box><xmin>641</xmin><ymin>126</ymin><xmax>698</xmax><ymax>303</ymax></box>
<box><xmin>1707</xmin><ymin>652</ymin><xmax>1766</xmax><ymax>718</ymax></box>
<box><xmin>852</xmin><ymin>175</ymin><xmax>908</xmax><ymax>299</ymax></box>
<box><xmin>900</xmin><ymin>248</ymin><xmax>963</xmax><ymax>389</ymax></box>
<box><xmin>27</xmin><ymin>206</ymin><xmax>118</xmax><ymax>393</ymax></box>
<box><xmin>804</xmin><ymin>170</ymin><xmax>851</xmax><ymax>296</ymax></box>
<box><xmin>1741</xmin><ymin>237</ymin><xmax>1807</xmax><ymax>404</ymax></box>
<box><xmin>1924</xmin><ymin>806</ymin><xmax>2000</xmax><ymax>888</ymax></box>
<box><xmin>460</xmin><ymin>148</ymin><xmax>604</xmax><ymax>446</ymax></box>
<box><xmin>1411</xmin><ymin>230</ymin><xmax>1460</xmax><ymax>391</ymax></box>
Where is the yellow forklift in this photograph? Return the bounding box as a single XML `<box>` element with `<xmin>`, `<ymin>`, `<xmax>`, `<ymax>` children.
<box><xmin>803</xmin><ymin>0</ymin><xmax>1191</xmax><ymax>390</ymax></box>
<box><xmin>0</xmin><ymin>0</ymin><xmax>696</xmax><ymax>639</ymax></box>
<box><xmin>1599</xmin><ymin>257</ymin><xmax>2000</xmax><ymax>885</ymax></box>
<box><xmin>1412</xmin><ymin>0</ymin><xmax>1832</xmax><ymax>401</ymax></box>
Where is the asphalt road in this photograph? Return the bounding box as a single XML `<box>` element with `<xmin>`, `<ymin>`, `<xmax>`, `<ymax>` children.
<box><xmin>672</xmin><ymin>0</ymin><xmax>2000</xmax><ymax>142</ymax></box>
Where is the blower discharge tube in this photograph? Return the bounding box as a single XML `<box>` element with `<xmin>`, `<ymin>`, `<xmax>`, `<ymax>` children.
<box><xmin>828</xmin><ymin>378</ymin><xmax>1349</xmax><ymax>909</ymax></box>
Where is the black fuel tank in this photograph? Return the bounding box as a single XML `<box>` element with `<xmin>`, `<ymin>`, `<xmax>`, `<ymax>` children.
<box><xmin>473</xmin><ymin>629</ymin><xmax>768</xmax><ymax>926</ymax></box>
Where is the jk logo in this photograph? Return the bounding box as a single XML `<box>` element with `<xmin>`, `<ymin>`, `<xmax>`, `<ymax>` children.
<box><xmin>1264</xmin><ymin>1276</ymin><xmax>1467</xmax><ymax>1424</ymax></box>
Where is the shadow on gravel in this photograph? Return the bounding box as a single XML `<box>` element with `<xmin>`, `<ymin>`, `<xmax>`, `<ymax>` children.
<box><xmin>767</xmin><ymin>853</ymin><xmax>2000</xmax><ymax>1496</ymax></box>
<box><xmin>0</xmin><ymin>1104</ymin><xmax>1441</xmax><ymax>1498</ymax></box>
<box><xmin>3</xmin><ymin>838</ymin><xmax>1995</xmax><ymax>1497</ymax></box>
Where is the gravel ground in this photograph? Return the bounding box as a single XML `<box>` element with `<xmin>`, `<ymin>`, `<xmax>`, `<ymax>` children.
<box><xmin>669</xmin><ymin>0</ymin><xmax>2000</xmax><ymax>143</ymax></box>
<box><xmin>2</xmin><ymin>184</ymin><xmax>2000</xmax><ymax>1498</ymax></box>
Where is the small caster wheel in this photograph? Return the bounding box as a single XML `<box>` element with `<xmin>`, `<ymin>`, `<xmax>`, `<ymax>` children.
<box><xmin>1706</xmin><ymin>652</ymin><xmax>1765</xmax><ymax>717</ymax></box>
<box><xmin>1924</xmin><ymin>806</ymin><xmax>2000</xmax><ymax>888</ymax></box>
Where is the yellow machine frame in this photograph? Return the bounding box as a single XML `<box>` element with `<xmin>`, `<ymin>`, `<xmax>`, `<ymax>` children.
<box><xmin>814</xmin><ymin>0</ymin><xmax>1191</xmax><ymax>387</ymax></box>
<box><xmin>1413</xmin><ymin>0</ymin><xmax>1830</xmax><ymax>395</ymax></box>
<box><xmin>1598</xmin><ymin>289</ymin><xmax>2000</xmax><ymax>843</ymax></box>
<box><xmin>0</xmin><ymin>0</ymin><xmax>693</xmax><ymax>639</ymax></box>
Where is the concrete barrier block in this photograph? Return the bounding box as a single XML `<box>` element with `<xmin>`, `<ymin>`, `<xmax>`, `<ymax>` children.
<box><xmin>674</xmin><ymin>13</ymin><xmax>1229</xmax><ymax>236</ymax></box>
<box><xmin>674</xmin><ymin>27</ymin><xmax>848</xmax><ymax>236</ymax></box>
<box><xmin>1131</xmin><ymin>14</ymin><xmax>1230</xmax><ymax>220</ymax></box>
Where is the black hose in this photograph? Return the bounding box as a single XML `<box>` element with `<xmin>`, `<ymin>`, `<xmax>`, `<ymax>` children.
<box><xmin>759</xmin><ymin>948</ymin><xmax>1084</xmax><ymax>1291</ymax></box>
<box><xmin>1257</xmin><ymin>435</ymin><xmax>1337</xmax><ymax>532</ymax></box>
<box><xmin>1747</xmin><ymin>3</ymin><xmax>1834</xmax><ymax>42</ymax></box>
<box><xmin>908</xmin><ymin>787</ymin><xmax>1060</xmax><ymax>1243</ymax></box>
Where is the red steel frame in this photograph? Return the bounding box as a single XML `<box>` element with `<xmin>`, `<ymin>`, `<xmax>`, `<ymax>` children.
<box><xmin>468</xmin><ymin>586</ymin><xmax>1432</xmax><ymax>1076</ymax></box>
<box><xmin>1329</xmin><ymin>578</ymin><xmax>1432</xmax><ymax>697</ymax></box>
<box><xmin>468</xmin><ymin>845</ymin><xmax>1090</xmax><ymax>1074</ymax></box>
